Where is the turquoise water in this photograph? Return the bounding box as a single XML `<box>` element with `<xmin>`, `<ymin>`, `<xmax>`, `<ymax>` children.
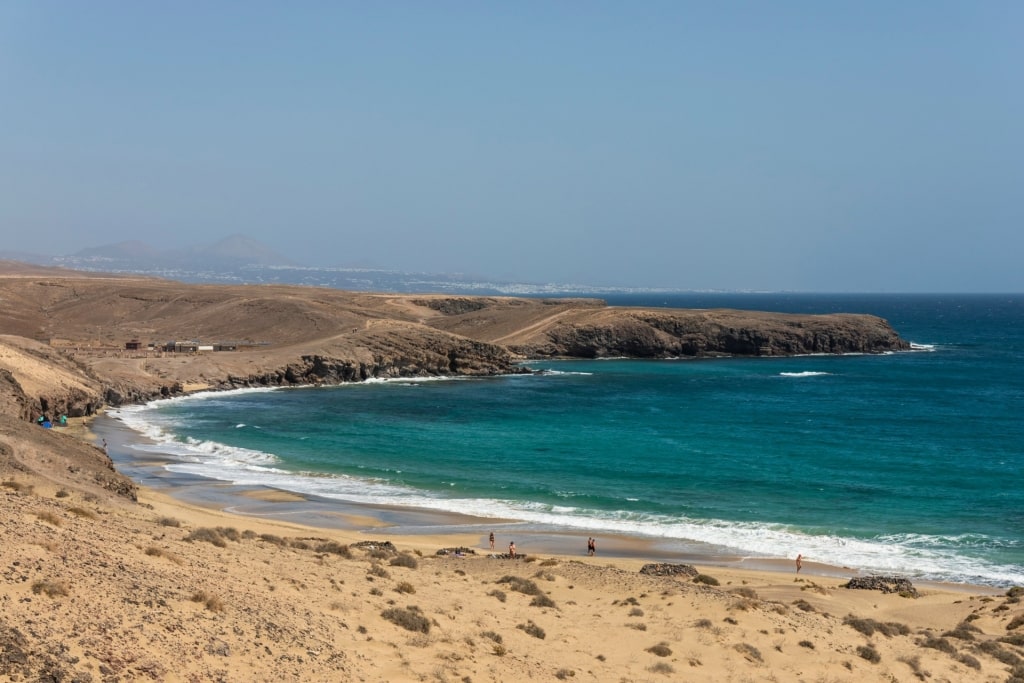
<box><xmin>111</xmin><ymin>294</ymin><xmax>1024</xmax><ymax>586</ymax></box>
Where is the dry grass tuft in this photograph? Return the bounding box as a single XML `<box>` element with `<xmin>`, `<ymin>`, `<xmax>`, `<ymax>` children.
<box><xmin>315</xmin><ymin>541</ymin><xmax>352</xmax><ymax>557</ymax></box>
<box><xmin>530</xmin><ymin>593</ymin><xmax>557</xmax><ymax>609</ymax></box>
<box><xmin>857</xmin><ymin>644</ymin><xmax>881</xmax><ymax>663</ymax></box>
<box><xmin>67</xmin><ymin>506</ymin><xmax>97</xmax><ymax>519</ymax></box>
<box><xmin>185</xmin><ymin>527</ymin><xmax>229</xmax><ymax>547</ymax></box>
<box><xmin>157</xmin><ymin>516</ymin><xmax>181</xmax><ymax>527</ymax></box>
<box><xmin>395</xmin><ymin>581</ymin><xmax>416</xmax><ymax>594</ymax></box>
<box><xmin>646</xmin><ymin>642</ymin><xmax>672</xmax><ymax>657</ymax></box>
<box><xmin>190</xmin><ymin>590</ymin><xmax>225</xmax><ymax>612</ymax></box>
<box><xmin>517</xmin><ymin>620</ymin><xmax>546</xmax><ymax>640</ymax></box>
<box><xmin>381</xmin><ymin>605</ymin><xmax>431</xmax><ymax>633</ymax></box>
<box><xmin>498</xmin><ymin>575</ymin><xmax>542</xmax><ymax>595</ymax></box>
<box><xmin>36</xmin><ymin>510</ymin><xmax>62</xmax><ymax>526</ymax></box>
<box><xmin>32</xmin><ymin>580</ymin><xmax>69</xmax><ymax>598</ymax></box>
<box><xmin>693</xmin><ymin>573</ymin><xmax>719</xmax><ymax>586</ymax></box>
<box><xmin>145</xmin><ymin>546</ymin><xmax>183</xmax><ymax>565</ymax></box>
<box><xmin>734</xmin><ymin>642</ymin><xmax>762</xmax><ymax>662</ymax></box>
<box><xmin>843</xmin><ymin>615</ymin><xmax>910</xmax><ymax>638</ymax></box>
<box><xmin>389</xmin><ymin>553</ymin><xmax>419</xmax><ymax>569</ymax></box>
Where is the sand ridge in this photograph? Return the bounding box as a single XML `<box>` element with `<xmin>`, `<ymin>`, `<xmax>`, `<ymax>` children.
<box><xmin>2</xmin><ymin>422</ymin><xmax>1023</xmax><ymax>681</ymax></box>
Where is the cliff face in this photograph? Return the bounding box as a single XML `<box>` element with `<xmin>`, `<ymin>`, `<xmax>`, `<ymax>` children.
<box><xmin>0</xmin><ymin>267</ymin><xmax>911</xmax><ymax>420</ymax></box>
<box><xmin>511</xmin><ymin>309</ymin><xmax>909</xmax><ymax>358</ymax></box>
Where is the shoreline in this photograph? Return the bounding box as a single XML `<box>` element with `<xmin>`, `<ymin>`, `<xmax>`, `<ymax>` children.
<box><xmin>89</xmin><ymin>411</ymin><xmax>1004</xmax><ymax>596</ymax></box>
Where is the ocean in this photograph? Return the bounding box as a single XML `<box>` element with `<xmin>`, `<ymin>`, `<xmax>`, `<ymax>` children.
<box><xmin>107</xmin><ymin>293</ymin><xmax>1024</xmax><ymax>587</ymax></box>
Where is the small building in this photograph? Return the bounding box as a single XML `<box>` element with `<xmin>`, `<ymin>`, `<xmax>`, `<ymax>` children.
<box><xmin>125</xmin><ymin>339</ymin><xmax>142</xmax><ymax>350</ymax></box>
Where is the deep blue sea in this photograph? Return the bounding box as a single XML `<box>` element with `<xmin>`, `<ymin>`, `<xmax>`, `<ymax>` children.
<box><xmin>110</xmin><ymin>294</ymin><xmax>1024</xmax><ymax>586</ymax></box>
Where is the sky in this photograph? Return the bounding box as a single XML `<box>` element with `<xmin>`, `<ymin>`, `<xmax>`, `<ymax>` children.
<box><xmin>1</xmin><ymin>2</ymin><xmax>1021</xmax><ymax>292</ymax></box>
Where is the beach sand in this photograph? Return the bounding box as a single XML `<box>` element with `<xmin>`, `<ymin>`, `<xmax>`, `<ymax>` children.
<box><xmin>2</xmin><ymin>417</ymin><xmax>1022</xmax><ymax>682</ymax></box>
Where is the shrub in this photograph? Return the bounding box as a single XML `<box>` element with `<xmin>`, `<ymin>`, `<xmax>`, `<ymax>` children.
<box><xmin>730</xmin><ymin>587</ymin><xmax>759</xmax><ymax>599</ymax></box>
<box><xmin>1008</xmin><ymin>614</ymin><xmax>1024</xmax><ymax>631</ymax></box>
<box><xmin>626</xmin><ymin>623</ymin><xmax>647</xmax><ymax>631</ymax></box>
<box><xmin>693</xmin><ymin>618</ymin><xmax>713</xmax><ymax>629</ymax></box>
<box><xmin>857</xmin><ymin>644</ymin><xmax>880</xmax><ymax>663</ymax></box>
<box><xmin>158</xmin><ymin>516</ymin><xmax>181</xmax><ymax>527</ymax></box>
<box><xmin>1007</xmin><ymin>587</ymin><xmax>1024</xmax><ymax>599</ymax></box>
<box><xmin>956</xmin><ymin>652</ymin><xmax>981</xmax><ymax>670</ymax></box>
<box><xmin>493</xmin><ymin>644</ymin><xmax>507</xmax><ymax>656</ymax></box>
<box><xmin>369</xmin><ymin>587</ymin><xmax>383</xmax><ymax>596</ymax></box>
<box><xmin>185</xmin><ymin>528</ymin><xmax>228</xmax><ymax>547</ymax></box>
<box><xmin>554</xmin><ymin>668</ymin><xmax>575</xmax><ymax>679</ymax></box>
<box><xmin>792</xmin><ymin>598</ymin><xmax>816</xmax><ymax>612</ymax></box>
<box><xmin>389</xmin><ymin>553</ymin><xmax>418</xmax><ymax>569</ymax></box>
<box><xmin>32</xmin><ymin>580</ymin><xmax>68</xmax><ymax>598</ymax></box>
<box><xmin>975</xmin><ymin>640</ymin><xmax>1022</xmax><ymax>666</ymax></box>
<box><xmin>648</xmin><ymin>662</ymin><xmax>674</xmax><ymax>675</ymax></box>
<box><xmin>55</xmin><ymin>489</ymin><xmax>70</xmax><ymax>498</ymax></box>
<box><xmin>258</xmin><ymin>533</ymin><xmax>287</xmax><ymax>546</ymax></box>
<box><xmin>488</xmin><ymin>589</ymin><xmax>506</xmax><ymax>602</ymax></box>
<box><xmin>539</xmin><ymin>558</ymin><xmax>559</xmax><ymax>566</ymax></box>
<box><xmin>919</xmin><ymin>636</ymin><xmax>955</xmax><ymax>654</ymax></box>
<box><xmin>498</xmin><ymin>575</ymin><xmax>542</xmax><ymax>595</ymax></box>
<box><xmin>480</xmin><ymin>630</ymin><xmax>502</xmax><ymax>644</ymax></box>
<box><xmin>190</xmin><ymin>590</ymin><xmax>224</xmax><ymax>612</ymax></box>
<box><xmin>36</xmin><ymin>511</ymin><xmax>62</xmax><ymax>526</ymax></box>
<box><xmin>646</xmin><ymin>642</ymin><xmax>672</xmax><ymax>657</ymax></box>
<box><xmin>693</xmin><ymin>574</ymin><xmax>719</xmax><ymax>586</ymax></box>
<box><xmin>145</xmin><ymin>546</ymin><xmax>183</xmax><ymax>565</ymax></box>
<box><xmin>530</xmin><ymin>593</ymin><xmax>557</xmax><ymax>609</ymax></box>
<box><xmin>313</xmin><ymin>540</ymin><xmax>351</xmax><ymax>557</ymax></box>
<box><xmin>382</xmin><ymin>606</ymin><xmax>430</xmax><ymax>633</ymax></box>
<box><xmin>734</xmin><ymin>643</ymin><xmax>762</xmax><ymax>662</ymax></box>
<box><xmin>1001</xmin><ymin>633</ymin><xmax>1024</xmax><ymax>647</ymax></box>
<box><xmin>843</xmin><ymin>615</ymin><xmax>909</xmax><ymax>638</ymax></box>
<box><xmin>68</xmin><ymin>507</ymin><xmax>97</xmax><ymax>519</ymax></box>
<box><xmin>629</xmin><ymin>607</ymin><xmax>644</xmax><ymax>617</ymax></box>
<box><xmin>289</xmin><ymin>539</ymin><xmax>310</xmax><ymax>550</ymax></box>
<box><xmin>395</xmin><ymin>581</ymin><xmax>416</xmax><ymax>594</ymax></box>
<box><xmin>368</xmin><ymin>563</ymin><xmax>390</xmax><ymax>578</ymax></box>
<box><xmin>799</xmin><ymin>640</ymin><xmax>815</xmax><ymax>649</ymax></box>
<box><xmin>518</xmin><ymin>620</ymin><xmax>545</xmax><ymax>640</ymax></box>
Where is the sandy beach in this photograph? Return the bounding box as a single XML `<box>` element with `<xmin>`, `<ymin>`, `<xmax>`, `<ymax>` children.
<box><xmin>3</xmin><ymin>413</ymin><xmax>1023</xmax><ymax>682</ymax></box>
<box><xmin>0</xmin><ymin>270</ymin><xmax>1021</xmax><ymax>681</ymax></box>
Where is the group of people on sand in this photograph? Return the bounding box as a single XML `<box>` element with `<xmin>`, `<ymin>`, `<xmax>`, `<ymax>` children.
<box><xmin>488</xmin><ymin>531</ymin><xmax>597</xmax><ymax>559</ymax></box>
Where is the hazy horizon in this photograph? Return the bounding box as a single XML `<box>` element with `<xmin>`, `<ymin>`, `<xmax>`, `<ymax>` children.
<box><xmin>2</xmin><ymin>3</ymin><xmax>1020</xmax><ymax>293</ymax></box>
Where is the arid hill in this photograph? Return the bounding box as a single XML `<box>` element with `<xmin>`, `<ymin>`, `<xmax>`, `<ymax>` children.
<box><xmin>0</xmin><ymin>262</ymin><xmax>908</xmax><ymax>420</ymax></box>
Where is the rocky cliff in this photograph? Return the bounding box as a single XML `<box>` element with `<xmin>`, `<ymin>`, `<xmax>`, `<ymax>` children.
<box><xmin>0</xmin><ymin>265</ymin><xmax>910</xmax><ymax>420</ymax></box>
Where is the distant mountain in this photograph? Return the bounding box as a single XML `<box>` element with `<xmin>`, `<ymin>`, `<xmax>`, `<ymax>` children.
<box><xmin>53</xmin><ymin>235</ymin><xmax>299</xmax><ymax>271</ymax></box>
<box><xmin>2</xmin><ymin>234</ymin><xmax>655</xmax><ymax>295</ymax></box>
<box><xmin>184</xmin><ymin>234</ymin><xmax>297</xmax><ymax>266</ymax></box>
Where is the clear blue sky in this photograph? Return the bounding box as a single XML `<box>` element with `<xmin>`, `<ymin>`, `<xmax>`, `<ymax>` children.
<box><xmin>1</xmin><ymin>2</ymin><xmax>1020</xmax><ymax>291</ymax></box>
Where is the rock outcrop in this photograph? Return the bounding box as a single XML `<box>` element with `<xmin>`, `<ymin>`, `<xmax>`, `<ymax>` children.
<box><xmin>0</xmin><ymin>265</ymin><xmax>911</xmax><ymax>417</ymax></box>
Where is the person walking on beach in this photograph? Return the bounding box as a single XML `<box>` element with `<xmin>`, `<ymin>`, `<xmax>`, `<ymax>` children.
<box><xmin>508</xmin><ymin>541</ymin><xmax>516</xmax><ymax>559</ymax></box>
<box><xmin>489</xmin><ymin>531</ymin><xmax>495</xmax><ymax>551</ymax></box>
<box><xmin>796</xmin><ymin>553</ymin><xmax>803</xmax><ymax>573</ymax></box>
<box><xmin>587</xmin><ymin>537</ymin><xmax>596</xmax><ymax>556</ymax></box>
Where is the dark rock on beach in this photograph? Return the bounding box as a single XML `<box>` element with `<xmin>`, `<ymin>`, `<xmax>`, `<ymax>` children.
<box><xmin>842</xmin><ymin>575</ymin><xmax>919</xmax><ymax>597</ymax></box>
<box><xmin>639</xmin><ymin>563</ymin><xmax>700</xmax><ymax>578</ymax></box>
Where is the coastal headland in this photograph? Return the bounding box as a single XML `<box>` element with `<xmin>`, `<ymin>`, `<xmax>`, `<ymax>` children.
<box><xmin>3</xmin><ymin>261</ymin><xmax>1022</xmax><ymax>682</ymax></box>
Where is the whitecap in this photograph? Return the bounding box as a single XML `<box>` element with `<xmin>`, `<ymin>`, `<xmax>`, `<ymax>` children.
<box><xmin>779</xmin><ymin>371</ymin><xmax>829</xmax><ymax>377</ymax></box>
